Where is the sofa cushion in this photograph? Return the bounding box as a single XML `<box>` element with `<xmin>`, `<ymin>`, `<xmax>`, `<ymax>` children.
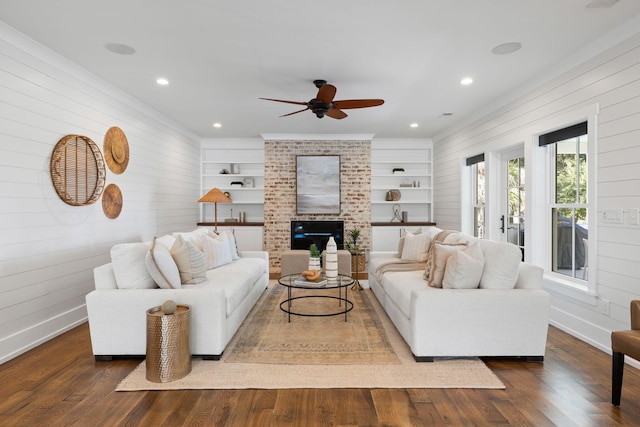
<box><xmin>198</xmin><ymin>257</ymin><xmax>268</xmax><ymax>316</ymax></box>
<box><xmin>145</xmin><ymin>237</ymin><xmax>181</xmax><ymax>289</ymax></box>
<box><xmin>428</xmin><ymin>241</ymin><xmax>467</xmax><ymax>288</ymax></box>
<box><xmin>478</xmin><ymin>240</ymin><xmax>522</xmax><ymax>289</ymax></box>
<box><xmin>443</xmin><ymin>242</ymin><xmax>485</xmax><ymax>289</ymax></box>
<box><xmin>202</xmin><ymin>232</ymin><xmax>233</xmax><ymax>269</ymax></box>
<box><xmin>381</xmin><ymin>271</ymin><xmax>430</xmax><ymax>318</ymax></box>
<box><xmin>170</xmin><ymin>235</ymin><xmax>207</xmax><ymax>284</ymax></box>
<box><xmin>110</xmin><ymin>242</ymin><xmax>156</xmax><ymax>289</ymax></box>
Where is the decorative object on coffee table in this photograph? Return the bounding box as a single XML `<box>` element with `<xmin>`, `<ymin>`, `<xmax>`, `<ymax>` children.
<box><xmin>308</xmin><ymin>243</ymin><xmax>321</xmax><ymax>271</ymax></box>
<box><xmin>146</xmin><ymin>302</ymin><xmax>191</xmax><ymax>383</ymax></box>
<box><xmin>325</xmin><ymin>236</ymin><xmax>338</xmax><ymax>281</ymax></box>
<box><xmin>198</xmin><ymin>187</ymin><xmax>232</xmax><ymax>232</ymax></box>
<box><xmin>103</xmin><ymin>126</ymin><xmax>129</xmax><ymax>174</ymax></box>
<box><xmin>50</xmin><ymin>134</ymin><xmax>106</xmax><ymax>206</ymax></box>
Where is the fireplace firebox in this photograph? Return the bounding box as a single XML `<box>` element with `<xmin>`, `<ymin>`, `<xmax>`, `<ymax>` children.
<box><xmin>291</xmin><ymin>220</ymin><xmax>344</xmax><ymax>252</ymax></box>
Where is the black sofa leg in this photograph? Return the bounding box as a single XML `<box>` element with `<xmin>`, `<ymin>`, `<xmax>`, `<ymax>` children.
<box><xmin>413</xmin><ymin>355</ymin><xmax>434</xmax><ymax>362</ymax></box>
<box><xmin>612</xmin><ymin>351</ymin><xmax>624</xmax><ymax>406</ymax></box>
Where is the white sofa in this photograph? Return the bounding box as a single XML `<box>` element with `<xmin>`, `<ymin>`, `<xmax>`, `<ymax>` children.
<box><xmin>368</xmin><ymin>228</ymin><xmax>551</xmax><ymax>362</ymax></box>
<box><xmin>86</xmin><ymin>230</ymin><xmax>269</xmax><ymax>360</ymax></box>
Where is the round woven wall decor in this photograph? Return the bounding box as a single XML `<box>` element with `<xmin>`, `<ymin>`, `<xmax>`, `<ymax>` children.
<box><xmin>50</xmin><ymin>134</ymin><xmax>106</xmax><ymax>206</ymax></box>
<box><xmin>104</xmin><ymin>126</ymin><xmax>129</xmax><ymax>174</ymax></box>
<box><xmin>102</xmin><ymin>183</ymin><xmax>123</xmax><ymax>219</ymax></box>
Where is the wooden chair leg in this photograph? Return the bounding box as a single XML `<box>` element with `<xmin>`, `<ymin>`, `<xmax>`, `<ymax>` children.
<box><xmin>612</xmin><ymin>351</ymin><xmax>625</xmax><ymax>406</ymax></box>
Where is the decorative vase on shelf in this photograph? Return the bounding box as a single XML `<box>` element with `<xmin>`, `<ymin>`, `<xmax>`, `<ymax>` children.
<box><xmin>325</xmin><ymin>236</ymin><xmax>338</xmax><ymax>281</ymax></box>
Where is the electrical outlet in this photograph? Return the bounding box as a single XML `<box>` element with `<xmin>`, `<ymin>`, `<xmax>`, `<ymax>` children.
<box><xmin>629</xmin><ymin>208</ymin><xmax>640</xmax><ymax>225</ymax></box>
<box><xmin>603</xmin><ymin>208</ymin><xmax>623</xmax><ymax>224</ymax></box>
<box><xmin>598</xmin><ymin>299</ymin><xmax>611</xmax><ymax>316</ymax></box>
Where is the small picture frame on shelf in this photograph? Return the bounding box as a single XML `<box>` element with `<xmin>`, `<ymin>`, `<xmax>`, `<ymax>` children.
<box><xmin>244</xmin><ymin>177</ymin><xmax>254</xmax><ymax>188</ymax></box>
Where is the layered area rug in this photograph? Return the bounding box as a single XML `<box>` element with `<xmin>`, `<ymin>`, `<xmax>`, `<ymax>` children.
<box><xmin>116</xmin><ymin>282</ymin><xmax>504</xmax><ymax>390</ymax></box>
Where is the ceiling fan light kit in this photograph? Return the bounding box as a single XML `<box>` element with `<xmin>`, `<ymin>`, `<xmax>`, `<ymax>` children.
<box><xmin>260</xmin><ymin>80</ymin><xmax>384</xmax><ymax>120</ymax></box>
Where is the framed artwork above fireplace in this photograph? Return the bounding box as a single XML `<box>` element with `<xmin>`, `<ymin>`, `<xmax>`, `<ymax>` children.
<box><xmin>296</xmin><ymin>155</ymin><xmax>340</xmax><ymax>214</ymax></box>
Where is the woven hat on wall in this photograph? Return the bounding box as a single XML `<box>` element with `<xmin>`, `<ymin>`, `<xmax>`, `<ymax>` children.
<box><xmin>104</xmin><ymin>126</ymin><xmax>129</xmax><ymax>174</ymax></box>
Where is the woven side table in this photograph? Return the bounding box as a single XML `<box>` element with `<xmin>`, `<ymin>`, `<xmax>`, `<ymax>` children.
<box><xmin>146</xmin><ymin>304</ymin><xmax>191</xmax><ymax>383</ymax></box>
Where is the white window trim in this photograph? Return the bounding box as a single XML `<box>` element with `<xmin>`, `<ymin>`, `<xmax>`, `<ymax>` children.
<box><xmin>530</xmin><ymin>104</ymin><xmax>599</xmax><ymax>297</ymax></box>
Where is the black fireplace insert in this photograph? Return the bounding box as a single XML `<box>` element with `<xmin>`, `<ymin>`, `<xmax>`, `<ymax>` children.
<box><xmin>291</xmin><ymin>220</ymin><xmax>344</xmax><ymax>252</ymax></box>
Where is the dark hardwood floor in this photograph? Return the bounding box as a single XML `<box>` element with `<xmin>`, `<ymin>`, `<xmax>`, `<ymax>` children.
<box><xmin>1</xmin><ymin>322</ymin><xmax>639</xmax><ymax>426</ymax></box>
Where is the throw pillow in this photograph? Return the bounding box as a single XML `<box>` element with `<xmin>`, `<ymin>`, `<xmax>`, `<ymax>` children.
<box><xmin>170</xmin><ymin>235</ymin><xmax>207</xmax><ymax>284</ymax></box>
<box><xmin>110</xmin><ymin>242</ymin><xmax>156</xmax><ymax>289</ymax></box>
<box><xmin>427</xmin><ymin>241</ymin><xmax>467</xmax><ymax>288</ymax></box>
<box><xmin>212</xmin><ymin>229</ymin><xmax>240</xmax><ymax>260</ymax></box>
<box><xmin>397</xmin><ymin>227</ymin><xmax>421</xmax><ymax>257</ymax></box>
<box><xmin>202</xmin><ymin>232</ymin><xmax>233</xmax><ymax>269</ymax></box>
<box><xmin>172</xmin><ymin>228</ymin><xmax>209</xmax><ymax>251</ymax></box>
<box><xmin>442</xmin><ymin>242</ymin><xmax>485</xmax><ymax>289</ymax></box>
<box><xmin>423</xmin><ymin>230</ymin><xmax>458</xmax><ymax>282</ymax></box>
<box><xmin>145</xmin><ymin>237</ymin><xmax>181</xmax><ymax>289</ymax></box>
<box><xmin>478</xmin><ymin>240</ymin><xmax>522</xmax><ymax>289</ymax></box>
<box><xmin>400</xmin><ymin>230</ymin><xmax>431</xmax><ymax>262</ymax></box>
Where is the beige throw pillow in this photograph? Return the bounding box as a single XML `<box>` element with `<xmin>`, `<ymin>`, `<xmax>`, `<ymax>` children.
<box><xmin>400</xmin><ymin>230</ymin><xmax>432</xmax><ymax>262</ymax></box>
<box><xmin>443</xmin><ymin>242</ymin><xmax>485</xmax><ymax>289</ymax></box>
<box><xmin>427</xmin><ymin>241</ymin><xmax>467</xmax><ymax>288</ymax></box>
<box><xmin>170</xmin><ymin>235</ymin><xmax>207</xmax><ymax>284</ymax></box>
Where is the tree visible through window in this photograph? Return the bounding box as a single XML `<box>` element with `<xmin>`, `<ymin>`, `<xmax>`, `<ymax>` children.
<box><xmin>542</xmin><ymin>124</ymin><xmax>588</xmax><ymax>280</ymax></box>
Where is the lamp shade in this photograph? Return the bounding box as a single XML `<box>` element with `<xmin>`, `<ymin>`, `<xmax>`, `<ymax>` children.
<box><xmin>198</xmin><ymin>188</ymin><xmax>231</xmax><ymax>204</ymax></box>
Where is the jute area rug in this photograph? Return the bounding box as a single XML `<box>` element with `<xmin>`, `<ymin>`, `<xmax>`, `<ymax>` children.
<box><xmin>116</xmin><ymin>282</ymin><xmax>504</xmax><ymax>390</ymax></box>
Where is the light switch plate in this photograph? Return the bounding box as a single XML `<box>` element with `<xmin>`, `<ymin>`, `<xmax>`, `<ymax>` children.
<box><xmin>603</xmin><ymin>208</ymin><xmax>623</xmax><ymax>224</ymax></box>
<box><xmin>629</xmin><ymin>208</ymin><xmax>640</xmax><ymax>225</ymax></box>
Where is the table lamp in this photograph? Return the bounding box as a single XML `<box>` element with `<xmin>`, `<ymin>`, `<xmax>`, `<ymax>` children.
<box><xmin>198</xmin><ymin>188</ymin><xmax>232</xmax><ymax>232</ymax></box>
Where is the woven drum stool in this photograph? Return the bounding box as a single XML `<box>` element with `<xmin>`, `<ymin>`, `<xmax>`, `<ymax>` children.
<box><xmin>146</xmin><ymin>304</ymin><xmax>191</xmax><ymax>382</ymax></box>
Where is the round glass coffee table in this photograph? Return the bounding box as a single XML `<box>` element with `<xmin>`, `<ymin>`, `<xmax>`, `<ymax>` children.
<box><xmin>278</xmin><ymin>273</ymin><xmax>354</xmax><ymax>322</ymax></box>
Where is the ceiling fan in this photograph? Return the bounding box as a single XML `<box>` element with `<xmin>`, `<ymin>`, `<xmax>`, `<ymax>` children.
<box><xmin>260</xmin><ymin>80</ymin><xmax>384</xmax><ymax>119</ymax></box>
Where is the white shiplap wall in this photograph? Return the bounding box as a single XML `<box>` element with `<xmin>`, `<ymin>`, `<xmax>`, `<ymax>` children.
<box><xmin>433</xmin><ymin>28</ymin><xmax>640</xmax><ymax>354</ymax></box>
<box><xmin>0</xmin><ymin>23</ymin><xmax>201</xmax><ymax>364</ymax></box>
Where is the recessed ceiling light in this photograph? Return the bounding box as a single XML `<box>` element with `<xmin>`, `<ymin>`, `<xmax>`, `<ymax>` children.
<box><xmin>410</xmin><ymin>123</ymin><xmax>419</xmax><ymax>128</ymax></box>
<box><xmin>105</xmin><ymin>42</ymin><xmax>136</xmax><ymax>55</ymax></box>
<box><xmin>492</xmin><ymin>42</ymin><xmax>522</xmax><ymax>55</ymax></box>
<box><xmin>460</xmin><ymin>77</ymin><xmax>473</xmax><ymax>86</ymax></box>
<box><xmin>213</xmin><ymin>123</ymin><xmax>222</xmax><ymax>128</ymax></box>
<box><xmin>156</xmin><ymin>78</ymin><xmax>169</xmax><ymax>86</ymax></box>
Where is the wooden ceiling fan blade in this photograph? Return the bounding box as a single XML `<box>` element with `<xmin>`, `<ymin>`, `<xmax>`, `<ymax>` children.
<box><xmin>333</xmin><ymin>99</ymin><xmax>385</xmax><ymax>109</ymax></box>
<box><xmin>316</xmin><ymin>84</ymin><xmax>337</xmax><ymax>104</ymax></box>
<box><xmin>259</xmin><ymin>97</ymin><xmax>308</xmax><ymax>106</ymax></box>
<box><xmin>326</xmin><ymin>107</ymin><xmax>347</xmax><ymax>119</ymax></box>
<box><xmin>280</xmin><ymin>107</ymin><xmax>309</xmax><ymax>117</ymax></box>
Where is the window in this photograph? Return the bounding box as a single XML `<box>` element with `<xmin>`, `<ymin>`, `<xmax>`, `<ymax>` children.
<box><xmin>466</xmin><ymin>154</ymin><xmax>485</xmax><ymax>238</ymax></box>
<box><xmin>540</xmin><ymin>122</ymin><xmax>588</xmax><ymax>281</ymax></box>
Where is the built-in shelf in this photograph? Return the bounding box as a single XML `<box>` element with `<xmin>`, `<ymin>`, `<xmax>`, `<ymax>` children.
<box><xmin>200</xmin><ymin>139</ymin><xmax>265</xmax><ymax>223</ymax></box>
<box><xmin>371</xmin><ymin>139</ymin><xmax>433</xmax><ymax>224</ymax></box>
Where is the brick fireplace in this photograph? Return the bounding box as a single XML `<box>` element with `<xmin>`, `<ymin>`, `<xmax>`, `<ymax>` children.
<box><xmin>263</xmin><ymin>138</ymin><xmax>371</xmax><ymax>274</ymax></box>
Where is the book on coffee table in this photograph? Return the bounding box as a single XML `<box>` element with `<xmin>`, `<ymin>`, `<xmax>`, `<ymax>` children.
<box><xmin>294</xmin><ymin>277</ymin><xmax>328</xmax><ymax>287</ymax></box>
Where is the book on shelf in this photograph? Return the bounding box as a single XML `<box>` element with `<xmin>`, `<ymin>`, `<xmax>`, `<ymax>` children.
<box><xmin>294</xmin><ymin>277</ymin><xmax>328</xmax><ymax>287</ymax></box>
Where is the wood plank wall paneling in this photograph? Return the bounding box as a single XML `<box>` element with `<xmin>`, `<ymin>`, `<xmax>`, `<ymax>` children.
<box><xmin>0</xmin><ymin>23</ymin><xmax>201</xmax><ymax>364</ymax></box>
<box><xmin>433</xmin><ymin>31</ymin><xmax>640</xmax><ymax>354</ymax></box>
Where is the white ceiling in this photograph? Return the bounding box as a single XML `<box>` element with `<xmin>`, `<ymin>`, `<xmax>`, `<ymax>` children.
<box><xmin>2</xmin><ymin>0</ymin><xmax>640</xmax><ymax>139</ymax></box>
